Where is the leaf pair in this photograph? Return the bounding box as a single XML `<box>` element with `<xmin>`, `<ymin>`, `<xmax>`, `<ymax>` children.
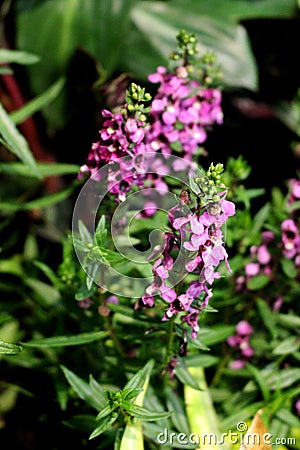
<box><xmin>61</xmin><ymin>359</ymin><xmax>171</xmax><ymax>444</ymax></box>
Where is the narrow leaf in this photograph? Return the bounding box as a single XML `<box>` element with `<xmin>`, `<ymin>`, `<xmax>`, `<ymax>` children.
<box><xmin>89</xmin><ymin>375</ymin><xmax>108</xmax><ymax>408</ymax></box>
<box><xmin>246</xmin><ymin>363</ymin><xmax>270</xmax><ymax>403</ymax></box>
<box><xmin>184</xmin><ymin>366</ymin><xmax>230</xmax><ymax>450</ymax></box>
<box><xmin>89</xmin><ymin>414</ymin><xmax>118</xmax><ymax>440</ymax></box>
<box><xmin>22</xmin><ymin>330</ymin><xmax>108</xmax><ymax>347</ymax></box>
<box><xmin>0</xmin><ymin>183</ymin><xmax>77</xmax><ymax>212</ymax></box>
<box><xmin>122</xmin><ymin>388</ymin><xmax>144</xmax><ymax>402</ymax></box>
<box><xmin>165</xmin><ymin>385</ymin><xmax>191</xmax><ymax>435</ymax></box>
<box><xmin>120</xmin><ymin>360</ymin><xmax>154</xmax><ymax>450</ymax></box>
<box><xmin>0</xmin><ymin>48</ymin><xmax>40</xmax><ymax>65</ymax></box>
<box><xmin>124</xmin><ymin>359</ymin><xmax>154</xmax><ymax>391</ymax></box>
<box><xmin>122</xmin><ymin>402</ymin><xmax>171</xmax><ymax>421</ymax></box>
<box><xmin>256</xmin><ymin>298</ymin><xmax>278</xmax><ymax>340</ymax></box>
<box><xmin>246</xmin><ymin>274</ymin><xmax>270</xmax><ymax>291</ymax></box>
<box><xmin>0</xmin><ymin>162</ymin><xmax>80</xmax><ymax>177</ymax></box>
<box><xmin>273</xmin><ymin>337</ymin><xmax>300</xmax><ymax>355</ymax></box>
<box><xmin>78</xmin><ymin>220</ymin><xmax>93</xmax><ymax>245</ymax></box>
<box><xmin>0</xmin><ymin>340</ymin><xmax>22</xmax><ymax>355</ymax></box>
<box><xmin>60</xmin><ymin>365</ymin><xmax>104</xmax><ymax>411</ymax></box>
<box><xmin>95</xmin><ymin>403</ymin><xmax>113</xmax><ymax>421</ymax></box>
<box><xmin>10</xmin><ymin>77</ymin><xmax>66</xmax><ymax>125</ymax></box>
<box><xmin>0</xmin><ymin>102</ymin><xmax>41</xmax><ymax>178</ymax></box>
<box><xmin>175</xmin><ymin>357</ymin><xmax>202</xmax><ymax>391</ymax></box>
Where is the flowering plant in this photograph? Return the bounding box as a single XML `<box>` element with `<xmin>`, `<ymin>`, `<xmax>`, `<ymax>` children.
<box><xmin>1</xmin><ymin>27</ymin><xmax>300</xmax><ymax>450</ymax></box>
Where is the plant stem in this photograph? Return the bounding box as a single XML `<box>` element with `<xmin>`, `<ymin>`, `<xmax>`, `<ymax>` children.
<box><xmin>165</xmin><ymin>315</ymin><xmax>176</xmax><ymax>363</ymax></box>
<box><xmin>104</xmin><ymin>315</ymin><xmax>125</xmax><ymax>357</ymax></box>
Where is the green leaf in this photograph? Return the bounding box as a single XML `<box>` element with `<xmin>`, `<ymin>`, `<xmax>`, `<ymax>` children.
<box><xmin>273</xmin><ymin>337</ymin><xmax>300</xmax><ymax>355</ymax></box>
<box><xmin>189</xmin><ymin>175</ymin><xmax>201</xmax><ymax>195</ymax></box>
<box><xmin>0</xmin><ymin>182</ymin><xmax>78</xmax><ymax>212</ymax></box>
<box><xmin>220</xmin><ymin>402</ymin><xmax>263</xmax><ymax>431</ymax></box>
<box><xmin>120</xmin><ymin>360</ymin><xmax>154</xmax><ymax>450</ymax></box>
<box><xmin>0</xmin><ymin>102</ymin><xmax>41</xmax><ymax>178</ymax></box>
<box><xmin>60</xmin><ymin>365</ymin><xmax>105</xmax><ymax>411</ymax></box>
<box><xmin>246</xmin><ymin>274</ymin><xmax>270</xmax><ymax>291</ymax></box>
<box><xmin>0</xmin><ymin>161</ymin><xmax>80</xmax><ymax>177</ymax></box>
<box><xmin>33</xmin><ymin>260</ymin><xmax>64</xmax><ymax>289</ymax></box>
<box><xmin>175</xmin><ymin>357</ymin><xmax>202</xmax><ymax>391</ymax></box>
<box><xmin>164</xmin><ymin>385</ymin><xmax>191</xmax><ymax>436</ymax></box>
<box><xmin>256</xmin><ymin>298</ymin><xmax>278</xmax><ymax>340</ymax></box>
<box><xmin>89</xmin><ymin>375</ymin><xmax>109</xmax><ymax>409</ymax></box>
<box><xmin>275</xmin><ymin>407</ymin><xmax>300</xmax><ymax>428</ymax></box>
<box><xmin>246</xmin><ymin>363</ymin><xmax>270</xmax><ymax>403</ymax></box>
<box><xmin>75</xmin><ymin>283</ymin><xmax>97</xmax><ymax>301</ymax></box>
<box><xmin>16</xmin><ymin>0</ymin><xmax>136</xmax><ymax>129</ymax></box>
<box><xmin>124</xmin><ymin>360</ymin><xmax>154</xmax><ymax>391</ymax></box>
<box><xmin>280</xmin><ymin>257</ymin><xmax>297</xmax><ymax>279</ymax></box>
<box><xmin>122</xmin><ymin>402</ymin><xmax>171</xmax><ymax>421</ymax></box>
<box><xmin>245</xmin><ymin>367</ymin><xmax>300</xmax><ymax>392</ymax></box>
<box><xmin>0</xmin><ymin>340</ymin><xmax>22</xmax><ymax>355</ymax></box>
<box><xmin>89</xmin><ymin>414</ymin><xmax>119</xmax><ymax>440</ymax></box>
<box><xmin>95</xmin><ymin>215</ymin><xmax>107</xmax><ymax>246</ymax></box>
<box><xmin>22</xmin><ymin>330</ymin><xmax>108</xmax><ymax>347</ymax></box>
<box><xmin>128</xmin><ymin>0</ymin><xmax>258</xmax><ymax>89</ymax></box>
<box><xmin>184</xmin><ymin>366</ymin><xmax>230</xmax><ymax>450</ymax></box>
<box><xmin>78</xmin><ymin>220</ymin><xmax>93</xmax><ymax>245</ymax></box>
<box><xmin>0</xmin><ymin>48</ymin><xmax>40</xmax><ymax>65</ymax></box>
<box><xmin>0</xmin><ymin>67</ymin><xmax>13</xmax><ymax>75</ymax></box>
<box><xmin>10</xmin><ymin>77</ymin><xmax>66</xmax><ymax>125</ymax></box>
<box><xmin>122</xmin><ymin>388</ymin><xmax>144</xmax><ymax>402</ymax></box>
<box><xmin>95</xmin><ymin>403</ymin><xmax>114</xmax><ymax>421</ymax></box>
<box><xmin>196</xmin><ymin>325</ymin><xmax>236</xmax><ymax>347</ymax></box>
<box><xmin>277</xmin><ymin>313</ymin><xmax>300</xmax><ymax>330</ymax></box>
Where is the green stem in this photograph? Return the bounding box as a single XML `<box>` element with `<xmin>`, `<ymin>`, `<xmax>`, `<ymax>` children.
<box><xmin>104</xmin><ymin>315</ymin><xmax>125</xmax><ymax>357</ymax></box>
<box><xmin>165</xmin><ymin>315</ymin><xmax>176</xmax><ymax>363</ymax></box>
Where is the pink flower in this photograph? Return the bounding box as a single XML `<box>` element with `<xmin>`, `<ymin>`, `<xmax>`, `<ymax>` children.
<box><xmin>257</xmin><ymin>244</ymin><xmax>271</xmax><ymax>264</ymax></box>
<box><xmin>236</xmin><ymin>320</ymin><xmax>253</xmax><ymax>336</ymax></box>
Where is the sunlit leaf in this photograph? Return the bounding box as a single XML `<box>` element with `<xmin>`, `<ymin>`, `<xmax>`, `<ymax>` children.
<box><xmin>0</xmin><ymin>340</ymin><xmax>22</xmax><ymax>355</ymax></box>
<box><xmin>0</xmin><ymin>161</ymin><xmax>80</xmax><ymax>177</ymax></box>
<box><xmin>273</xmin><ymin>337</ymin><xmax>300</xmax><ymax>355</ymax></box>
<box><xmin>0</xmin><ymin>102</ymin><xmax>41</xmax><ymax>178</ymax></box>
<box><xmin>0</xmin><ymin>48</ymin><xmax>39</xmax><ymax>65</ymax></box>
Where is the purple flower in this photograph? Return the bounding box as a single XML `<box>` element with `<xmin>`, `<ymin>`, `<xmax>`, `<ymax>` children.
<box><xmin>236</xmin><ymin>320</ymin><xmax>253</xmax><ymax>336</ymax></box>
<box><xmin>227</xmin><ymin>320</ymin><xmax>254</xmax><ymax>369</ymax></box>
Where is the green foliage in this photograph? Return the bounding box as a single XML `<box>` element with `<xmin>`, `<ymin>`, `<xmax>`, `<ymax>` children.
<box><xmin>1</xmin><ymin>3</ymin><xmax>300</xmax><ymax>450</ymax></box>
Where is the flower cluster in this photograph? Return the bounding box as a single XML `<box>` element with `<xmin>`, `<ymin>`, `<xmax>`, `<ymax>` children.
<box><xmin>76</xmin><ymin>31</ymin><xmax>234</xmax><ymax>340</ymax></box>
<box><xmin>146</xmin><ymin>65</ymin><xmax>223</xmax><ymax>164</ymax></box>
<box><xmin>227</xmin><ymin>320</ymin><xmax>254</xmax><ymax>369</ymax></box>
<box><xmin>78</xmin><ymin>31</ymin><xmax>224</xmax><ymax>203</ymax></box>
<box><xmin>142</xmin><ymin>169</ymin><xmax>235</xmax><ymax>338</ymax></box>
<box><xmin>235</xmin><ymin>177</ymin><xmax>300</xmax><ymax>310</ymax></box>
<box><xmin>78</xmin><ymin>84</ymin><xmax>152</xmax><ymax>202</ymax></box>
